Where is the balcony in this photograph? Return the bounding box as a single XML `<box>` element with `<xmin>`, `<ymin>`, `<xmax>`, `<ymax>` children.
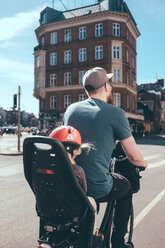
<box><xmin>34</xmin><ymin>44</ymin><xmax>46</xmax><ymax>52</ymax></box>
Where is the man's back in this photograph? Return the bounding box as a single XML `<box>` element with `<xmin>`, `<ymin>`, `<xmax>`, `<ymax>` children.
<box><xmin>63</xmin><ymin>98</ymin><xmax>132</xmax><ymax>199</ymax></box>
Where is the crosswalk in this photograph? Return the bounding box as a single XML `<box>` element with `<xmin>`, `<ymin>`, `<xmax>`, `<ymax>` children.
<box><xmin>0</xmin><ymin>154</ymin><xmax>164</xmax><ymax>177</ymax></box>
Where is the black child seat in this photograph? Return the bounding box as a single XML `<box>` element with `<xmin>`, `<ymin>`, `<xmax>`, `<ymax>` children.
<box><xmin>23</xmin><ymin>136</ymin><xmax>95</xmax><ymax>248</ymax></box>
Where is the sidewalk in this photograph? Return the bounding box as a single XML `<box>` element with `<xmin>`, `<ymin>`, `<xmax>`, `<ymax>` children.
<box><xmin>0</xmin><ymin>133</ymin><xmax>31</xmax><ymax>156</ymax></box>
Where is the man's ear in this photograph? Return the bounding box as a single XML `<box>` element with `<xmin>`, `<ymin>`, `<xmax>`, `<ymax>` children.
<box><xmin>104</xmin><ymin>82</ymin><xmax>109</xmax><ymax>92</ymax></box>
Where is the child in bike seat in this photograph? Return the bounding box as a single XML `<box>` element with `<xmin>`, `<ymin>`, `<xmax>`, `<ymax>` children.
<box><xmin>49</xmin><ymin>125</ymin><xmax>91</xmax><ymax>193</ymax></box>
<box><xmin>49</xmin><ymin>126</ymin><xmax>99</xmax><ymax>244</ymax></box>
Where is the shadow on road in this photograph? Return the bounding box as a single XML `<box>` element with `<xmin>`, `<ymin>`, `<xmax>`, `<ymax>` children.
<box><xmin>136</xmin><ymin>135</ymin><xmax>165</xmax><ymax>146</ymax></box>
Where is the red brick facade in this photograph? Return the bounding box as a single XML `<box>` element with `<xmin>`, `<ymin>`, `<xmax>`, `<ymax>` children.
<box><xmin>34</xmin><ymin>6</ymin><xmax>141</xmax><ymax>127</ymax></box>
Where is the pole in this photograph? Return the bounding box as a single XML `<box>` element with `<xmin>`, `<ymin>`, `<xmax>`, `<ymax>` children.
<box><xmin>18</xmin><ymin>86</ymin><xmax>21</xmax><ymax>152</ymax></box>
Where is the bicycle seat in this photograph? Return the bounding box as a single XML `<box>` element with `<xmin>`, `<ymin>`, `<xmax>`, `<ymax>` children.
<box><xmin>23</xmin><ymin>136</ymin><xmax>95</xmax><ymax>248</ymax></box>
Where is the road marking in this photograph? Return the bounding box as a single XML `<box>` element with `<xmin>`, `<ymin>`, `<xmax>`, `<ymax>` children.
<box><xmin>134</xmin><ymin>188</ymin><xmax>165</xmax><ymax>228</ymax></box>
<box><xmin>144</xmin><ymin>155</ymin><xmax>160</xmax><ymax>160</ymax></box>
<box><xmin>148</xmin><ymin>160</ymin><xmax>165</xmax><ymax>169</ymax></box>
<box><xmin>0</xmin><ymin>165</ymin><xmax>23</xmax><ymax>176</ymax></box>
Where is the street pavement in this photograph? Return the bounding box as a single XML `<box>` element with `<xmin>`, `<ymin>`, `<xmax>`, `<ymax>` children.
<box><xmin>0</xmin><ymin>132</ymin><xmax>33</xmax><ymax>155</ymax></box>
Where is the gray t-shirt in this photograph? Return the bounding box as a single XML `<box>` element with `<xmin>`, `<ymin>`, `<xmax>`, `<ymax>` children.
<box><xmin>63</xmin><ymin>98</ymin><xmax>132</xmax><ymax>199</ymax></box>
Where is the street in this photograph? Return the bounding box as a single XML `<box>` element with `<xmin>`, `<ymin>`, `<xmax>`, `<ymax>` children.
<box><xmin>0</xmin><ymin>135</ymin><xmax>165</xmax><ymax>247</ymax></box>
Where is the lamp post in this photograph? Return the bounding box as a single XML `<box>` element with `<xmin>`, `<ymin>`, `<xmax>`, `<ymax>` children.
<box><xmin>17</xmin><ymin>86</ymin><xmax>21</xmax><ymax>152</ymax></box>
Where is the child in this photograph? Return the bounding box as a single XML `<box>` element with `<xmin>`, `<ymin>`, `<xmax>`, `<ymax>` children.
<box><xmin>49</xmin><ymin>125</ymin><xmax>90</xmax><ymax>193</ymax></box>
<box><xmin>49</xmin><ymin>126</ymin><xmax>102</xmax><ymax>245</ymax></box>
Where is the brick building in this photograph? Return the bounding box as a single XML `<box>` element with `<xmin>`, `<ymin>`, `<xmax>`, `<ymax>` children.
<box><xmin>33</xmin><ymin>0</ymin><xmax>143</xmax><ymax>129</ymax></box>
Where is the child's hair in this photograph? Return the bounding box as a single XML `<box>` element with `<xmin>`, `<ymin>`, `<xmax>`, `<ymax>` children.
<box><xmin>49</xmin><ymin>125</ymin><xmax>94</xmax><ymax>156</ymax></box>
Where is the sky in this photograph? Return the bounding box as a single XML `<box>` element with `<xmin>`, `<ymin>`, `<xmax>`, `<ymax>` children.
<box><xmin>0</xmin><ymin>0</ymin><xmax>165</xmax><ymax>117</ymax></box>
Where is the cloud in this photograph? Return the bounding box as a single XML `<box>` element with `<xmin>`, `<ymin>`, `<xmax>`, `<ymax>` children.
<box><xmin>0</xmin><ymin>7</ymin><xmax>43</xmax><ymax>41</ymax></box>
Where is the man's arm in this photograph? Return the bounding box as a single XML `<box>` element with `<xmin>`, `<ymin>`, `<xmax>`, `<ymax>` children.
<box><xmin>120</xmin><ymin>136</ymin><xmax>148</xmax><ymax>168</ymax></box>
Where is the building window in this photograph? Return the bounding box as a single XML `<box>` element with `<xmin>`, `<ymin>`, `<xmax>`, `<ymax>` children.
<box><xmin>64</xmin><ymin>29</ymin><xmax>71</xmax><ymax>42</ymax></box>
<box><xmin>132</xmin><ymin>97</ymin><xmax>135</xmax><ymax>111</ymax></box>
<box><xmin>113</xmin><ymin>46</ymin><xmax>120</xmax><ymax>59</ymax></box>
<box><xmin>126</xmin><ymin>71</ymin><xmax>129</xmax><ymax>84</ymax></box>
<box><xmin>36</xmin><ymin>55</ymin><xmax>40</xmax><ymax>68</ymax></box>
<box><xmin>64</xmin><ymin>72</ymin><xmax>71</xmax><ymax>86</ymax></box>
<box><xmin>79</xmin><ymin>26</ymin><xmax>86</xmax><ymax>40</ymax></box>
<box><xmin>114</xmin><ymin>69</ymin><xmax>120</xmax><ymax>82</ymax></box>
<box><xmin>50</xmin><ymin>53</ymin><xmax>57</xmax><ymax>65</ymax></box>
<box><xmin>50</xmin><ymin>96</ymin><xmax>56</xmax><ymax>109</ymax></box>
<box><xmin>113</xmin><ymin>23</ymin><xmax>120</xmax><ymax>36</ymax></box>
<box><xmin>64</xmin><ymin>95</ymin><xmax>71</xmax><ymax>109</ymax></box>
<box><xmin>132</xmin><ymin>56</ymin><xmax>135</xmax><ymax>68</ymax></box>
<box><xmin>41</xmin><ymin>12</ymin><xmax>46</xmax><ymax>25</ymax></box>
<box><xmin>79</xmin><ymin>94</ymin><xmax>87</xmax><ymax>101</ymax></box>
<box><xmin>42</xmin><ymin>54</ymin><xmax>45</xmax><ymax>67</ymax></box>
<box><xmin>95</xmin><ymin>23</ymin><xmax>103</xmax><ymax>37</ymax></box>
<box><xmin>127</xmin><ymin>95</ymin><xmax>130</xmax><ymax>109</ymax></box>
<box><xmin>36</xmin><ymin>73</ymin><xmax>40</xmax><ymax>88</ymax></box>
<box><xmin>113</xmin><ymin>93</ymin><xmax>121</xmax><ymax>107</ymax></box>
<box><xmin>41</xmin><ymin>36</ymin><xmax>45</xmax><ymax>46</ymax></box>
<box><xmin>79</xmin><ymin>71</ymin><xmax>86</xmax><ymax>84</ymax></box>
<box><xmin>50</xmin><ymin>32</ymin><xmax>57</xmax><ymax>44</ymax></box>
<box><xmin>64</xmin><ymin>50</ymin><xmax>71</xmax><ymax>64</ymax></box>
<box><xmin>79</xmin><ymin>48</ymin><xmax>86</xmax><ymax>62</ymax></box>
<box><xmin>42</xmin><ymin>73</ymin><xmax>45</xmax><ymax>88</ymax></box>
<box><xmin>50</xmin><ymin>74</ymin><xmax>57</xmax><ymax>87</ymax></box>
<box><xmin>95</xmin><ymin>45</ymin><xmax>103</xmax><ymax>60</ymax></box>
<box><xmin>126</xmin><ymin>50</ymin><xmax>129</xmax><ymax>63</ymax></box>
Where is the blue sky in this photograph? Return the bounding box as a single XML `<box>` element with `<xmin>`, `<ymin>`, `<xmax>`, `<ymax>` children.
<box><xmin>0</xmin><ymin>0</ymin><xmax>165</xmax><ymax>116</ymax></box>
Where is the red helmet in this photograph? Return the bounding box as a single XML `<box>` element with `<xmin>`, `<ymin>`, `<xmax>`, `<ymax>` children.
<box><xmin>49</xmin><ymin>126</ymin><xmax>82</xmax><ymax>147</ymax></box>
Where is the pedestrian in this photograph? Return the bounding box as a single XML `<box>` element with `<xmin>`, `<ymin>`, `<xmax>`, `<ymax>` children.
<box><xmin>62</xmin><ymin>67</ymin><xmax>147</xmax><ymax>248</ymax></box>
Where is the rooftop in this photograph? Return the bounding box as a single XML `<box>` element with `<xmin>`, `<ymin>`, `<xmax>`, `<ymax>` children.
<box><xmin>39</xmin><ymin>0</ymin><xmax>137</xmax><ymax>28</ymax></box>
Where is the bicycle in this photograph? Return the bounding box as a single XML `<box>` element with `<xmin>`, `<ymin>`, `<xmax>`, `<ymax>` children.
<box><xmin>23</xmin><ymin>137</ymin><xmax>143</xmax><ymax>248</ymax></box>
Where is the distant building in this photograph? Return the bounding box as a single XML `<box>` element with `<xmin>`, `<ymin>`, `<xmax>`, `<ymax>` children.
<box><xmin>138</xmin><ymin>79</ymin><xmax>165</xmax><ymax>133</ymax></box>
<box><xmin>33</xmin><ymin>0</ymin><xmax>142</xmax><ymax>129</ymax></box>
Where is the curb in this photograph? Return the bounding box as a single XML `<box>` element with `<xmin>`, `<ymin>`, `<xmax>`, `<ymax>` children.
<box><xmin>0</xmin><ymin>151</ymin><xmax>23</xmax><ymax>156</ymax></box>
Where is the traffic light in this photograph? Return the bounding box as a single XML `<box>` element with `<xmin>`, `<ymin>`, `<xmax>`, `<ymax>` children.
<box><xmin>13</xmin><ymin>94</ymin><xmax>17</xmax><ymax>109</ymax></box>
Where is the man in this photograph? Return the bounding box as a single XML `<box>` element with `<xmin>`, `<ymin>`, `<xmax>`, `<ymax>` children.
<box><xmin>63</xmin><ymin>67</ymin><xmax>147</xmax><ymax>248</ymax></box>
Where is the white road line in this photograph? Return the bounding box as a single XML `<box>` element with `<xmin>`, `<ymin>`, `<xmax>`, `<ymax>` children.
<box><xmin>144</xmin><ymin>155</ymin><xmax>160</xmax><ymax>160</ymax></box>
<box><xmin>0</xmin><ymin>165</ymin><xmax>23</xmax><ymax>176</ymax></box>
<box><xmin>134</xmin><ymin>188</ymin><xmax>165</xmax><ymax>228</ymax></box>
<box><xmin>148</xmin><ymin>160</ymin><xmax>165</xmax><ymax>169</ymax></box>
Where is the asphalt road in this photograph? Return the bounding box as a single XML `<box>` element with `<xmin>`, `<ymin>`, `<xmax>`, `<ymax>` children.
<box><xmin>0</xmin><ymin>135</ymin><xmax>165</xmax><ymax>247</ymax></box>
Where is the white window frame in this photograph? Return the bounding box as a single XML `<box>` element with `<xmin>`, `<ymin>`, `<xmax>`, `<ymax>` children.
<box><xmin>64</xmin><ymin>72</ymin><xmax>71</xmax><ymax>86</ymax></box>
<box><xmin>50</xmin><ymin>53</ymin><xmax>57</xmax><ymax>65</ymax></box>
<box><xmin>95</xmin><ymin>45</ymin><xmax>103</xmax><ymax>60</ymax></box>
<box><xmin>36</xmin><ymin>55</ymin><xmax>40</xmax><ymax>68</ymax></box>
<box><xmin>50</xmin><ymin>74</ymin><xmax>57</xmax><ymax>87</ymax></box>
<box><xmin>64</xmin><ymin>29</ymin><xmax>71</xmax><ymax>42</ymax></box>
<box><xmin>79</xmin><ymin>48</ymin><xmax>87</xmax><ymax>62</ymax></box>
<box><xmin>114</xmin><ymin>69</ymin><xmax>120</xmax><ymax>82</ymax></box>
<box><xmin>113</xmin><ymin>23</ymin><xmax>120</xmax><ymax>37</ymax></box>
<box><xmin>79</xmin><ymin>26</ymin><xmax>86</xmax><ymax>40</ymax></box>
<box><xmin>79</xmin><ymin>94</ymin><xmax>87</xmax><ymax>101</ymax></box>
<box><xmin>113</xmin><ymin>93</ymin><xmax>121</xmax><ymax>107</ymax></box>
<box><xmin>64</xmin><ymin>50</ymin><xmax>71</xmax><ymax>64</ymax></box>
<box><xmin>50</xmin><ymin>32</ymin><xmax>57</xmax><ymax>45</ymax></box>
<box><xmin>41</xmin><ymin>36</ymin><xmax>45</xmax><ymax>46</ymax></box>
<box><xmin>79</xmin><ymin>71</ymin><xmax>86</xmax><ymax>84</ymax></box>
<box><xmin>50</xmin><ymin>96</ymin><xmax>57</xmax><ymax>109</ymax></box>
<box><xmin>95</xmin><ymin>23</ymin><xmax>103</xmax><ymax>37</ymax></box>
<box><xmin>64</xmin><ymin>95</ymin><xmax>71</xmax><ymax>109</ymax></box>
<box><xmin>113</xmin><ymin>46</ymin><xmax>120</xmax><ymax>59</ymax></box>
